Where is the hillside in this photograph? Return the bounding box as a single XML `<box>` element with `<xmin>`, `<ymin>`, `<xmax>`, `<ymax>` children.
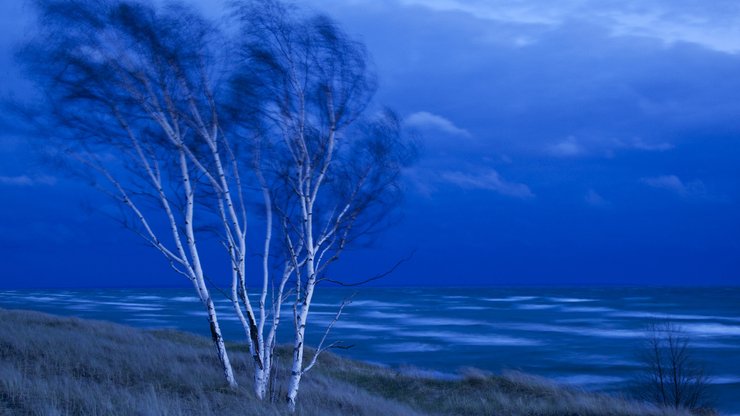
<box><xmin>0</xmin><ymin>308</ymin><xmax>696</xmax><ymax>415</ymax></box>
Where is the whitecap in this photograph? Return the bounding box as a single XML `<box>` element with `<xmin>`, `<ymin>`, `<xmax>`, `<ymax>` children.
<box><xmin>498</xmin><ymin>323</ymin><xmax>645</xmax><ymax>338</ymax></box>
<box><xmin>693</xmin><ymin>341</ymin><xmax>737</xmax><ymax>349</ymax></box>
<box><xmin>100</xmin><ymin>301</ymin><xmax>160</xmax><ymax>308</ymax></box>
<box><xmin>400</xmin><ymin>330</ymin><xmax>542</xmax><ymax>346</ymax></box>
<box><xmin>362</xmin><ymin>310</ymin><xmax>413</xmax><ymax>319</ymax></box>
<box><xmin>127</xmin><ymin>295</ymin><xmax>163</xmax><ymax>300</ymax></box>
<box><xmin>448</xmin><ymin>305</ymin><xmax>487</xmax><ymax>311</ymax></box>
<box><xmin>307</xmin><ymin>311</ymin><xmax>342</xmax><ymax>316</ymax></box>
<box><xmin>710</xmin><ymin>376</ymin><xmax>740</xmax><ymax>384</ymax></box>
<box><xmin>547</xmin><ymin>297</ymin><xmax>596</xmax><ymax>303</ymax></box>
<box><xmin>171</xmin><ymin>296</ymin><xmax>199</xmax><ymax>302</ymax></box>
<box><xmin>517</xmin><ymin>304</ymin><xmax>558</xmax><ymax>310</ymax></box>
<box><xmin>610</xmin><ymin>311</ymin><xmax>740</xmax><ymax>323</ymax></box>
<box><xmin>561</xmin><ymin>306</ymin><xmax>614</xmax><ymax>313</ymax></box>
<box><xmin>350</xmin><ymin>300</ymin><xmax>412</xmax><ymax>308</ymax></box>
<box><xmin>404</xmin><ymin>317</ymin><xmax>485</xmax><ymax>326</ymax></box>
<box><xmin>307</xmin><ymin>302</ymin><xmax>341</xmax><ymax>308</ymax></box>
<box><xmin>21</xmin><ymin>296</ymin><xmax>59</xmax><ymax>302</ymax></box>
<box><xmin>682</xmin><ymin>323</ymin><xmax>740</xmax><ymax>337</ymax></box>
<box><xmin>482</xmin><ymin>296</ymin><xmax>537</xmax><ymax>302</ymax></box>
<box><xmin>333</xmin><ymin>321</ymin><xmax>395</xmax><ymax>331</ymax></box>
<box><xmin>376</xmin><ymin>342</ymin><xmax>443</xmax><ymax>353</ymax></box>
<box><xmin>557</xmin><ymin>318</ymin><xmax>610</xmax><ymax>324</ymax></box>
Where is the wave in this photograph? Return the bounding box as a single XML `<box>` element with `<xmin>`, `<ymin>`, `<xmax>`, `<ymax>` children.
<box><xmin>376</xmin><ymin>342</ymin><xmax>443</xmax><ymax>353</ymax></box>
<box><xmin>560</xmin><ymin>306</ymin><xmax>614</xmax><ymax>313</ymax></box>
<box><xmin>350</xmin><ymin>300</ymin><xmax>412</xmax><ymax>308</ymax></box>
<box><xmin>517</xmin><ymin>304</ymin><xmax>558</xmax><ymax>310</ymax></box>
<box><xmin>482</xmin><ymin>296</ymin><xmax>537</xmax><ymax>302</ymax></box>
<box><xmin>20</xmin><ymin>296</ymin><xmax>60</xmax><ymax>302</ymax></box>
<box><xmin>400</xmin><ymin>330</ymin><xmax>542</xmax><ymax>346</ymax></box>
<box><xmin>610</xmin><ymin>311</ymin><xmax>740</xmax><ymax>323</ymax></box>
<box><xmin>448</xmin><ymin>305</ymin><xmax>488</xmax><ymax>310</ymax></box>
<box><xmin>710</xmin><ymin>376</ymin><xmax>740</xmax><ymax>384</ymax></box>
<box><xmin>497</xmin><ymin>323</ymin><xmax>645</xmax><ymax>339</ymax></box>
<box><xmin>404</xmin><ymin>317</ymin><xmax>485</xmax><ymax>326</ymax></box>
<box><xmin>361</xmin><ymin>310</ymin><xmax>413</xmax><ymax>319</ymax></box>
<box><xmin>171</xmin><ymin>296</ymin><xmax>199</xmax><ymax>302</ymax></box>
<box><xmin>681</xmin><ymin>323</ymin><xmax>740</xmax><ymax>337</ymax></box>
<box><xmin>547</xmin><ymin>297</ymin><xmax>596</xmax><ymax>303</ymax></box>
<box><xmin>693</xmin><ymin>341</ymin><xmax>738</xmax><ymax>349</ymax></box>
<box><xmin>127</xmin><ymin>295</ymin><xmax>163</xmax><ymax>301</ymax></box>
<box><xmin>333</xmin><ymin>321</ymin><xmax>395</xmax><ymax>331</ymax></box>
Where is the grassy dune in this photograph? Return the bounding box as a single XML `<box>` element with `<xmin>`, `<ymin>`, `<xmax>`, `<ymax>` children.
<box><xmin>0</xmin><ymin>308</ymin><xmax>696</xmax><ymax>416</ymax></box>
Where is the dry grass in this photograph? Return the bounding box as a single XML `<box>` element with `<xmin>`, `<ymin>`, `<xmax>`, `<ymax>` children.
<box><xmin>0</xmin><ymin>308</ymin><xmax>697</xmax><ymax>415</ymax></box>
<box><xmin>314</xmin><ymin>350</ymin><xmax>697</xmax><ymax>416</ymax></box>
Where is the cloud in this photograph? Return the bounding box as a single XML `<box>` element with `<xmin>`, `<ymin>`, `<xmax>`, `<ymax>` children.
<box><xmin>547</xmin><ymin>136</ymin><xmax>673</xmax><ymax>158</ymax></box>
<box><xmin>398</xmin><ymin>0</ymin><xmax>560</xmax><ymax>25</ymax></box>
<box><xmin>548</xmin><ymin>136</ymin><xmax>586</xmax><ymax>157</ymax></box>
<box><xmin>405</xmin><ymin>111</ymin><xmax>471</xmax><ymax>137</ymax></box>
<box><xmin>618</xmin><ymin>137</ymin><xmax>673</xmax><ymax>152</ymax></box>
<box><xmin>394</xmin><ymin>0</ymin><xmax>740</xmax><ymax>54</ymax></box>
<box><xmin>585</xmin><ymin>189</ymin><xmax>609</xmax><ymax>207</ymax></box>
<box><xmin>640</xmin><ymin>175</ymin><xmax>706</xmax><ymax>197</ymax></box>
<box><xmin>440</xmin><ymin>169</ymin><xmax>534</xmax><ymax>198</ymax></box>
<box><xmin>0</xmin><ymin>175</ymin><xmax>57</xmax><ymax>186</ymax></box>
<box><xmin>606</xmin><ymin>9</ymin><xmax>740</xmax><ymax>55</ymax></box>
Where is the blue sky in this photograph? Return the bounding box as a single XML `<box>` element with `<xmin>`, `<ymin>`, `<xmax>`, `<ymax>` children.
<box><xmin>1</xmin><ymin>0</ymin><xmax>739</xmax><ymax>287</ymax></box>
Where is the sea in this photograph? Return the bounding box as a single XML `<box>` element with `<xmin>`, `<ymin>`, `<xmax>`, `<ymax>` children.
<box><xmin>1</xmin><ymin>286</ymin><xmax>738</xmax><ymax>414</ymax></box>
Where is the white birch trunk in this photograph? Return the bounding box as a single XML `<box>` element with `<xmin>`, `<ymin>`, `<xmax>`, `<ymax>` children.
<box><xmin>286</xmin><ymin>198</ymin><xmax>317</xmax><ymax>412</ymax></box>
<box><xmin>286</xmin><ymin>280</ymin><xmax>317</xmax><ymax>412</ymax></box>
<box><xmin>202</xmin><ymin>288</ymin><xmax>238</xmax><ymax>389</ymax></box>
<box><xmin>254</xmin><ymin>365</ymin><xmax>268</xmax><ymax>400</ymax></box>
<box><xmin>179</xmin><ymin>148</ymin><xmax>238</xmax><ymax>389</ymax></box>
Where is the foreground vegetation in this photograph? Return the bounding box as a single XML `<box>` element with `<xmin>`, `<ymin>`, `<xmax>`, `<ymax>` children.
<box><xmin>0</xmin><ymin>308</ymin><xmax>697</xmax><ymax>415</ymax></box>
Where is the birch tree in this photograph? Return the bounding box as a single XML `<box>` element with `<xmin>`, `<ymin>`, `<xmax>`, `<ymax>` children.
<box><xmin>18</xmin><ymin>0</ymin><xmax>247</xmax><ymax>388</ymax></box>
<box><xmin>21</xmin><ymin>0</ymin><xmax>416</xmax><ymax>407</ymax></box>
<box><xmin>233</xmin><ymin>1</ymin><xmax>417</xmax><ymax>410</ymax></box>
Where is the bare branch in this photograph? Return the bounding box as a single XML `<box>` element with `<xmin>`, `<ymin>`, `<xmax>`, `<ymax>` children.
<box><xmin>319</xmin><ymin>249</ymin><xmax>415</xmax><ymax>287</ymax></box>
<box><xmin>301</xmin><ymin>295</ymin><xmax>354</xmax><ymax>374</ymax></box>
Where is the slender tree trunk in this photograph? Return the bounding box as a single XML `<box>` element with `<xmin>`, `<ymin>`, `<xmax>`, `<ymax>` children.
<box><xmin>179</xmin><ymin>148</ymin><xmax>238</xmax><ymax>389</ymax></box>
<box><xmin>254</xmin><ymin>365</ymin><xmax>268</xmax><ymax>399</ymax></box>
<box><xmin>286</xmin><ymin>278</ymin><xmax>316</xmax><ymax>412</ymax></box>
<box><xmin>204</xmin><ymin>293</ymin><xmax>238</xmax><ymax>389</ymax></box>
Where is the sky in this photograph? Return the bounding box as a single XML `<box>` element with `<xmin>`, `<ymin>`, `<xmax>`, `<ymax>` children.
<box><xmin>1</xmin><ymin>0</ymin><xmax>739</xmax><ymax>288</ymax></box>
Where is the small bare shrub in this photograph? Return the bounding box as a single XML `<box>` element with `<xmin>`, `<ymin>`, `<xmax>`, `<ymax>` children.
<box><xmin>635</xmin><ymin>322</ymin><xmax>712</xmax><ymax>412</ymax></box>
